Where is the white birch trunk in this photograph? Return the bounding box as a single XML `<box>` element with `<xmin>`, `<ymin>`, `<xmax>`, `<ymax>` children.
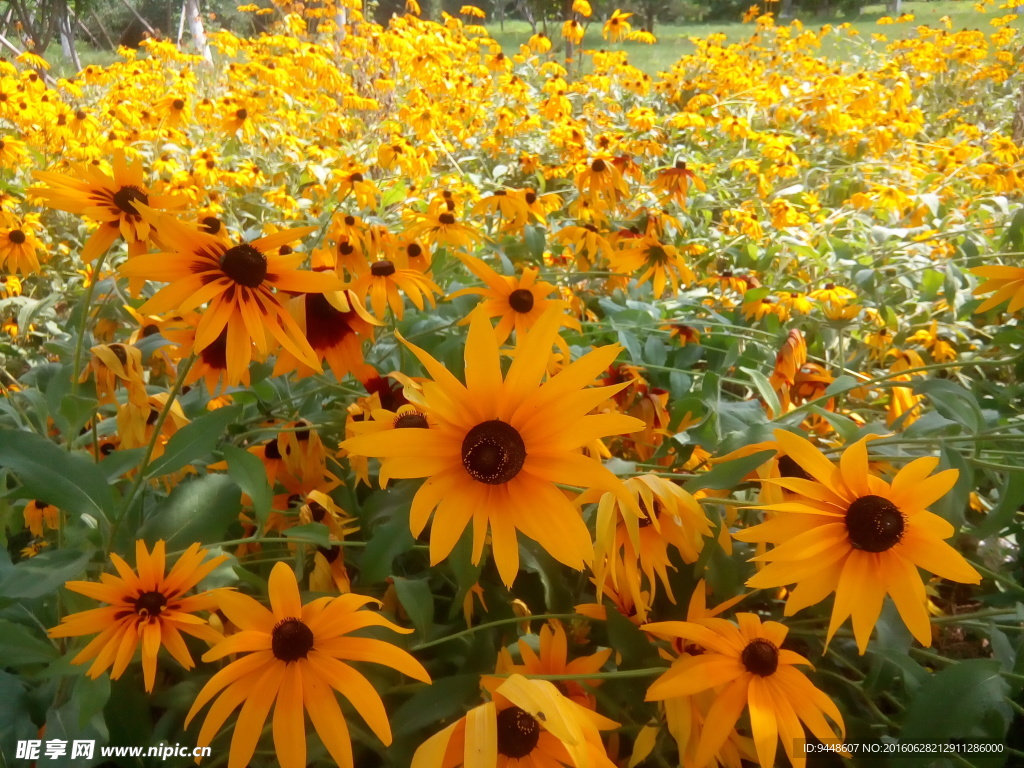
<box><xmin>185</xmin><ymin>0</ymin><xmax>212</xmax><ymax>63</ymax></box>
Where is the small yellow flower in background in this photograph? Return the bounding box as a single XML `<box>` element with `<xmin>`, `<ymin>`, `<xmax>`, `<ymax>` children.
<box><xmin>23</xmin><ymin>500</ymin><xmax>59</xmax><ymax>537</ymax></box>
<box><xmin>602</xmin><ymin>9</ymin><xmax>633</xmax><ymax>42</ymax></box>
<box><xmin>572</xmin><ymin>0</ymin><xmax>592</xmax><ymax>17</ymax></box>
<box><xmin>459</xmin><ymin>4</ymin><xmax>485</xmax><ymax>17</ymax></box>
<box><xmin>48</xmin><ymin>541</ymin><xmax>226</xmax><ymax>692</ymax></box>
<box><xmin>188</xmin><ymin>561</ymin><xmax>430</xmax><ymax>768</ymax></box>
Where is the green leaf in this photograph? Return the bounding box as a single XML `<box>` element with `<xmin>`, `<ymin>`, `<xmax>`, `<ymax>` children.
<box><xmin>738</xmin><ymin>366</ymin><xmax>780</xmax><ymax>417</ymax></box>
<box><xmin>824</xmin><ymin>374</ymin><xmax>861</xmax><ymax>397</ymax></box>
<box><xmin>0</xmin><ymin>430</ymin><xmax>114</xmax><ymax>523</ymax></box>
<box><xmin>391</xmin><ymin>576</ymin><xmax>434</xmax><ymax>638</ymax></box>
<box><xmin>360</xmin><ymin>511</ymin><xmax>416</xmax><ymax>585</ymax></box>
<box><xmin>606</xmin><ymin>605</ymin><xmax>660</xmax><ymax>667</ymax></box>
<box><xmin>0</xmin><ymin>549</ymin><xmax>92</xmax><ymax>601</ymax></box>
<box><xmin>899</xmin><ymin>659</ymin><xmax>1011</xmax><ymax>767</ymax></box>
<box><xmin>137</xmin><ymin>474</ymin><xmax>241</xmax><ymax>550</ymax></box>
<box><xmin>524</xmin><ymin>224</ymin><xmax>546</xmax><ymax>262</ymax></box>
<box><xmin>0</xmin><ymin>670</ymin><xmax>37</xmax><ymax>759</ymax></box>
<box><xmin>0</xmin><ymin>620</ymin><xmax>59</xmax><ymax>666</ymax></box>
<box><xmin>682</xmin><ymin>450</ymin><xmax>774</xmax><ymax>494</ymax></box>
<box><xmin>282</xmin><ymin>523</ymin><xmax>331</xmax><ymax>548</ymax></box>
<box><xmin>145</xmin><ymin>405</ymin><xmax>242</xmax><ymax>478</ymax></box>
<box><xmin>913</xmin><ymin>379</ymin><xmax>984</xmax><ymax>434</ymax></box>
<box><xmin>390</xmin><ymin>674</ymin><xmax>480</xmax><ymax>740</ymax></box>
<box><xmin>934</xmin><ymin>445</ymin><xmax>972</xmax><ymax>528</ymax></box>
<box><xmin>222</xmin><ymin>444</ymin><xmax>272</xmax><ymax>522</ymax></box>
<box><xmin>971</xmin><ymin>471</ymin><xmax>1024</xmax><ymax>539</ymax></box>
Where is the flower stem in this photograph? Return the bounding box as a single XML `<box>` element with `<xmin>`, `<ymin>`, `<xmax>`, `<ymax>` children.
<box><xmin>411</xmin><ymin>613</ymin><xmax>582</xmax><ymax>651</ymax></box>
<box><xmin>69</xmin><ymin>251</ymin><xmax>108</xmax><ymax>404</ymax></box>
<box><xmin>113</xmin><ymin>354</ymin><xmax>197</xmax><ymax>545</ymax></box>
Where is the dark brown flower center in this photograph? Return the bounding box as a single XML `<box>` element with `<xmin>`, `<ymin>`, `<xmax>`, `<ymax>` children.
<box><xmin>110</xmin><ymin>344</ymin><xmax>129</xmax><ymax>365</ymax></box>
<box><xmin>461</xmin><ymin>420</ymin><xmax>526</xmax><ymax>485</ymax></box>
<box><xmin>350</xmin><ymin>172</ymin><xmax>364</xmax><ymax>183</ymax></box>
<box><xmin>846</xmin><ymin>495</ymin><xmax>904</xmax><ymax>552</ymax></box>
<box><xmin>271</xmin><ymin>617</ymin><xmax>315</xmax><ymax>662</ymax></box>
<box><xmin>133</xmin><ymin>590</ymin><xmax>167</xmax><ymax>617</ymax></box>
<box><xmin>637</xmin><ymin>495</ymin><xmax>662</xmax><ymax>527</ymax></box>
<box><xmin>525</xmin><ymin>191</ymin><xmax>537</xmax><ymax>205</ymax></box>
<box><xmin>591</xmin><ymin>158</ymin><xmax>607</xmax><ymax>172</ymax></box>
<box><xmin>508</xmin><ymin>288</ymin><xmax>534</xmax><ymax>313</ymax></box>
<box><xmin>172</xmin><ymin>98</ymin><xmax>185</xmax><ymax>110</ymax></box>
<box><xmin>407</xmin><ymin>243</ymin><xmax>422</xmax><ymax>258</ymax></box>
<box><xmin>371</xmin><ymin>260</ymin><xmax>396</xmax><ymax>277</ymax></box>
<box><xmin>438</xmin><ymin>213</ymin><xmax>456</xmax><ymax>225</ymax></box>
<box><xmin>308</xmin><ymin>501</ymin><xmax>327</xmax><ymax>522</ymax></box>
<box><xmin>142</xmin><ymin>324</ymin><xmax>160</xmax><ymax>337</ymax></box>
<box><xmin>741</xmin><ymin>639</ymin><xmax>779</xmax><ymax>676</ymax></box>
<box><xmin>113</xmin><ymin>185</ymin><xmax>149</xmax><ymax>216</ymax></box>
<box><xmin>675</xmin><ymin>160</ymin><xmax>687</xmax><ymax>170</ymax></box>
<box><xmin>318</xmin><ymin>544</ymin><xmax>341</xmax><ymax>563</ymax></box>
<box><xmin>235</xmin><ymin>108</ymin><xmax>248</xmax><ymax>120</ymax></box>
<box><xmin>264</xmin><ymin>437</ymin><xmax>282</xmax><ymax>460</ymax></box>
<box><xmin>220</xmin><ymin>243</ymin><xmax>267</xmax><ymax>287</ymax></box>
<box><xmin>8</xmin><ymin>228</ymin><xmax>25</xmax><ymax>244</ymax></box>
<box><xmin>496</xmin><ymin>706</ymin><xmax>540</xmax><ymax>758</ymax></box>
<box><xmin>394</xmin><ymin>412</ymin><xmax>429</xmax><ymax>429</ymax></box>
<box><xmin>777</xmin><ymin>454</ymin><xmax>813</xmax><ymax>481</ymax></box>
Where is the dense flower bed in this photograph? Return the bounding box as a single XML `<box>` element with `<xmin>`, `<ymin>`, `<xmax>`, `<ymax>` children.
<box><xmin>0</xmin><ymin>4</ymin><xmax>1022</xmax><ymax>767</ymax></box>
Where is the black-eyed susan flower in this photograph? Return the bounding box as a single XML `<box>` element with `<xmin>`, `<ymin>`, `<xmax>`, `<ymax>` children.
<box><xmin>602</xmin><ymin>9</ymin><xmax>633</xmax><ymax>41</ymax></box>
<box><xmin>582</xmin><ymin>474</ymin><xmax>712</xmax><ymax>622</ymax></box>
<box><xmin>450</xmin><ymin>254</ymin><xmax>580</xmax><ymax>344</ymax></box>
<box><xmin>349</xmin><ymin>252</ymin><xmax>442</xmax><ymax>321</ymax></box>
<box><xmin>412</xmin><ymin>674</ymin><xmax>618</xmax><ymax>768</ymax></box>
<box><xmin>734</xmin><ymin>429</ymin><xmax>981</xmax><ymax>652</ymax></box>
<box><xmin>493</xmin><ymin>621</ymin><xmax>612</xmax><ymax>711</ymax></box>
<box><xmin>30</xmin><ymin>150</ymin><xmax>185</xmax><ymax>263</ymax></box>
<box><xmin>272</xmin><ymin>288</ymin><xmax>379</xmax><ymax>380</ymax></box>
<box><xmin>971</xmin><ymin>265</ymin><xmax>1024</xmax><ymax>313</ymax></box>
<box><xmin>607</xmin><ymin>233</ymin><xmax>695</xmax><ymax>299</ymax></box>
<box><xmin>48</xmin><ymin>540</ymin><xmax>226</xmax><ymax>692</ymax></box>
<box><xmin>644</xmin><ymin>613</ymin><xmax>845</xmax><ymax>768</ymax></box>
<box><xmin>23</xmin><ymin>500</ymin><xmax>58</xmax><ymax>537</ymax></box>
<box><xmin>0</xmin><ymin>213</ymin><xmax>45</xmax><ymax>274</ymax></box>
<box><xmin>187</xmin><ymin>561</ymin><xmax>430</xmax><ymax>768</ymax></box>
<box><xmin>651</xmin><ymin>160</ymin><xmax>705</xmax><ymax>205</ymax></box>
<box><xmin>119</xmin><ymin>211</ymin><xmax>342</xmax><ymax>381</ymax></box>
<box><xmin>341</xmin><ymin>308</ymin><xmax>644</xmax><ymax>587</ymax></box>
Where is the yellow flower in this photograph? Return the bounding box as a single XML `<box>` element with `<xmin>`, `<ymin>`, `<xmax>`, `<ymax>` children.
<box><xmin>188</xmin><ymin>562</ymin><xmax>430</xmax><ymax>768</ymax></box>
<box><xmin>49</xmin><ymin>541</ymin><xmax>226</xmax><ymax>692</ymax></box>
<box><xmin>734</xmin><ymin>430</ymin><xmax>981</xmax><ymax>652</ymax></box>
<box><xmin>341</xmin><ymin>309</ymin><xmax>644</xmax><ymax>586</ymax></box>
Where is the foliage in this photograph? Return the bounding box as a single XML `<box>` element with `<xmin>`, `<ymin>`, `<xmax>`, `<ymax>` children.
<box><xmin>0</xmin><ymin>2</ymin><xmax>1023</xmax><ymax>767</ymax></box>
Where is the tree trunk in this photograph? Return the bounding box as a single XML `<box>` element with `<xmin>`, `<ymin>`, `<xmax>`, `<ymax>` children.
<box><xmin>335</xmin><ymin>3</ymin><xmax>347</xmax><ymax>43</ymax></box>
<box><xmin>184</xmin><ymin>0</ymin><xmax>213</xmax><ymax>62</ymax></box>
<box><xmin>90</xmin><ymin>8</ymin><xmax>116</xmax><ymax>49</ymax></box>
<box><xmin>888</xmin><ymin>0</ymin><xmax>901</xmax><ymax>14</ymax></box>
<box><xmin>57</xmin><ymin>0</ymin><xmax>79</xmax><ymax>71</ymax></box>
<box><xmin>644</xmin><ymin>1</ymin><xmax>654</xmax><ymax>33</ymax></box>
<box><xmin>561</xmin><ymin>0</ymin><xmax>572</xmax><ymax>64</ymax></box>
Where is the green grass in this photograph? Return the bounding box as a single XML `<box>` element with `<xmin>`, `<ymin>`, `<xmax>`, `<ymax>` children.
<box><xmin>34</xmin><ymin>0</ymin><xmax>1024</xmax><ymax>78</ymax></box>
<box><xmin>484</xmin><ymin>0</ymin><xmax>1024</xmax><ymax>74</ymax></box>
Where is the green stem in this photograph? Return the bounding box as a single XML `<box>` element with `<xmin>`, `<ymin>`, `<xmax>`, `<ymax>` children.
<box><xmin>411</xmin><ymin>613</ymin><xmax>582</xmax><ymax>651</ymax></box>
<box><xmin>113</xmin><ymin>354</ymin><xmax>197</xmax><ymax>543</ymax></box>
<box><xmin>968</xmin><ymin>561</ymin><xmax>1024</xmax><ymax>596</ymax></box>
<box><xmin>489</xmin><ymin>668</ymin><xmax>666</xmax><ymax>681</ymax></box>
<box><xmin>69</xmin><ymin>251</ymin><xmax>108</xmax><ymax>403</ymax></box>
